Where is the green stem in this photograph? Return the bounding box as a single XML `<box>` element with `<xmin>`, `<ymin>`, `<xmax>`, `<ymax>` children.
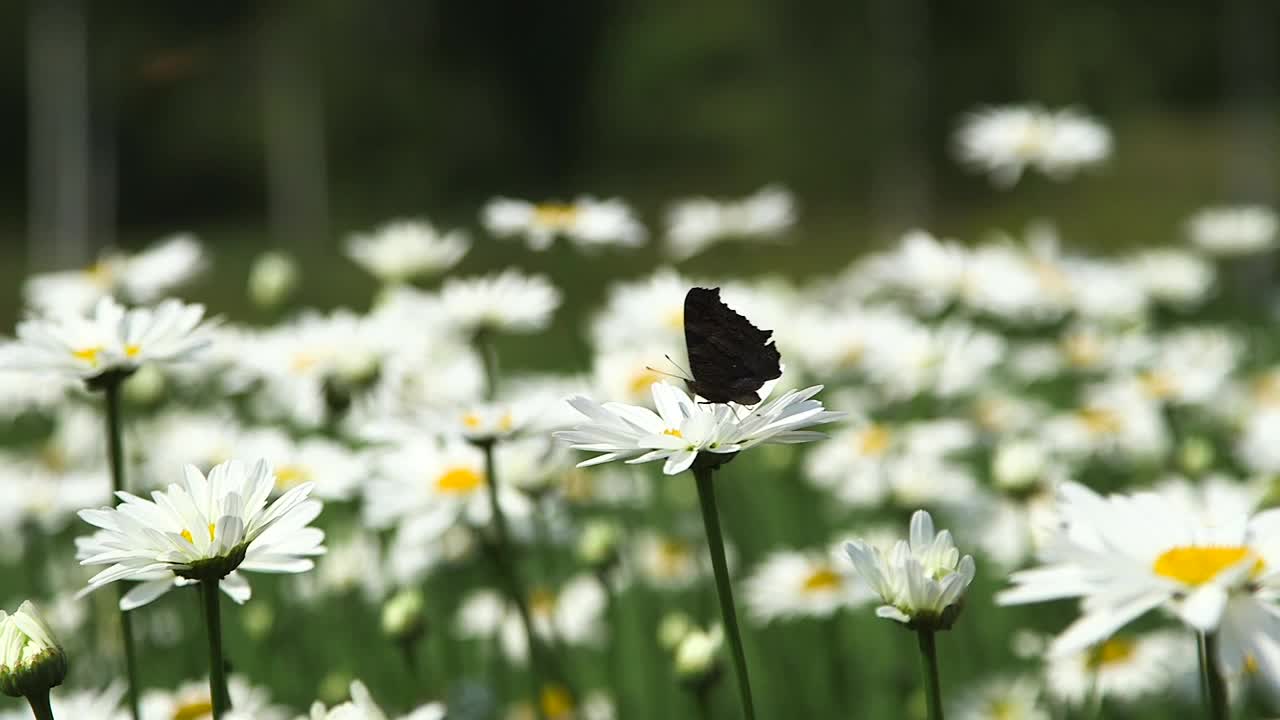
<box><xmin>480</xmin><ymin>440</ymin><xmax>554</xmax><ymax>720</ymax></box>
<box><xmin>476</xmin><ymin>331</ymin><xmax>499</xmax><ymax>401</ymax></box>
<box><xmin>200</xmin><ymin>581</ymin><xmax>231</xmax><ymax>719</ymax></box>
<box><xmin>1199</xmin><ymin>632</ymin><xmax>1228</xmax><ymax>720</ymax></box>
<box><xmin>102</xmin><ymin>378</ymin><xmax>141</xmax><ymax>720</ymax></box>
<box><xmin>692</xmin><ymin>466</ymin><xmax>756</xmax><ymax>720</ymax></box>
<box><xmin>694</xmin><ymin>686</ymin><xmax>714</xmax><ymax>720</ymax></box>
<box><xmin>25</xmin><ymin>692</ymin><xmax>56</xmax><ymax>720</ymax></box>
<box><xmin>916</xmin><ymin>629</ymin><xmax>945</xmax><ymax>720</ymax></box>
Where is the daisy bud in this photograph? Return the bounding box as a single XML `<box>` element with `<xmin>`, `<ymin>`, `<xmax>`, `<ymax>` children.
<box><xmin>123</xmin><ymin>363</ymin><xmax>167</xmax><ymax>405</ymax></box>
<box><xmin>576</xmin><ymin>520</ymin><xmax>622</xmax><ymax>572</ymax></box>
<box><xmin>657</xmin><ymin>612</ymin><xmax>694</xmax><ymax>651</ymax></box>
<box><xmin>381</xmin><ymin>588</ymin><xmax>427</xmax><ymax>644</ymax></box>
<box><xmin>674</xmin><ymin>625</ymin><xmax>724</xmax><ymax>687</ymax></box>
<box><xmin>992</xmin><ymin>440</ymin><xmax>1045</xmax><ymax>493</ymax></box>
<box><xmin>1178</xmin><ymin>436</ymin><xmax>1215</xmax><ymax>475</ymax></box>
<box><xmin>0</xmin><ymin>601</ymin><xmax>67</xmax><ymax>699</ymax></box>
<box><xmin>248</xmin><ymin>250</ymin><xmax>298</xmax><ymax>308</ymax></box>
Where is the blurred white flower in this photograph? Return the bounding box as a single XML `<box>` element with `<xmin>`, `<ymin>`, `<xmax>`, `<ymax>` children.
<box><xmin>1127</xmin><ymin>248</ymin><xmax>1214</xmax><ymax>307</ymax></box>
<box><xmin>299</xmin><ymin>679</ymin><xmax>445</xmax><ymax>720</ymax></box>
<box><xmin>843</xmin><ymin>510</ymin><xmax>976</xmax><ymax>627</ymax></box>
<box><xmin>457</xmin><ymin>575</ymin><xmax>606</xmax><ymax>664</ymax></box>
<box><xmin>1</xmin><ymin>297</ymin><xmax>215</xmax><ymax>381</ymax></box>
<box><xmin>0</xmin><ymin>684</ymin><xmax>126</xmax><ymax>720</ymax></box>
<box><xmin>743</xmin><ymin>549</ymin><xmax>872</xmax><ymax>623</ymax></box>
<box><xmin>1044</xmin><ymin>631</ymin><xmax>1186</xmax><ymax>706</ymax></box>
<box><xmin>141</xmin><ymin>676</ymin><xmax>288</xmax><ymax>720</ymax></box>
<box><xmin>346</xmin><ymin>219</ymin><xmax>469</xmax><ymax>283</ymax></box>
<box><xmin>483</xmin><ymin>197</ymin><xmax>646</xmax><ymax>251</ymax></box>
<box><xmin>24</xmin><ymin>233</ymin><xmax>206</xmax><ymax>314</ymax></box>
<box><xmin>951</xmin><ymin>675</ymin><xmax>1050</xmax><ymax>720</ymax></box>
<box><xmin>441</xmin><ymin>270</ymin><xmax>562</xmax><ymax>335</ymax></box>
<box><xmin>955</xmin><ymin>105</ymin><xmax>1111</xmax><ymax>187</ymax></box>
<box><xmin>665</xmin><ymin>185</ymin><xmax>794</xmax><ymax>260</ymax></box>
<box><xmin>1187</xmin><ymin>206</ymin><xmax>1278</xmax><ymax>256</ymax></box>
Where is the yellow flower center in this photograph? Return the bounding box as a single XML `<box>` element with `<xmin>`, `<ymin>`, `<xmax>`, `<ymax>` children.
<box><xmin>125</xmin><ymin>344</ymin><xmax>142</xmax><ymax>358</ymax></box>
<box><xmin>665</xmin><ymin>308</ymin><xmax>685</xmax><ymax>331</ymax></box>
<box><xmin>1077</xmin><ymin>407</ymin><xmax>1122</xmax><ymax>435</ymax></box>
<box><xmin>171</xmin><ymin>698</ymin><xmax>213</xmax><ymax>720</ymax></box>
<box><xmin>1063</xmin><ymin>334</ymin><xmax>1101</xmax><ymax>368</ymax></box>
<box><xmin>275</xmin><ymin>464</ymin><xmax>311</xmax><ymax>489</ymax></box>
<box><xmin>855</xmin><ymin>424</ymin><xmax>892</xmax><ymax>456</ymax></box>
<box><xmin>435</xmin><ymin>466</ymin><xmax>484</xmax><ymax>494</ymax></box>
<box><xmin>1015</xmin><ymin>119</ymin><xmax>1050</xmax><ymax>159</ymax></box>
<box><xmin>1139</xmin><ymin>371</ymin><xmax>1176</xmax><ymax>399</ymax></box>
<box><xmin>657</xmin><ymin>540</ymin><xmax>691</xmax><ymax>576</ymax></box>
<box><xmin>1245</xmin><ymin>654</ymin><xmax>1260</xmax><ymax>675</ymax></box>
<box><xmin>802</xmin><ymin>566</ymin><xmax>842</xmax><ymax>593</ymax></box>
<box><xmin>530</xmin><ymin>588</ymin><xmax>557</xmax><ymax>618</ymax></box>
<box><xmin>628</xmin><ymin>368</ymin><xmax>662</xmax><ymax>397</ymax></box>
<box><xmin>1152</xmin><ymin>546</ymin><xmax>1261</xmax><ymax>586</ymax></box>
<box><xmin>72</xmin><ymin>346</ymin><xmax>103</xmax><ymax>365</ymax></box>
<box><xmin>540</xmin><ymin>684</ymin><xmax>574</xmax><ymax>719</ymax></box>
<box><xmin>181</xmin><ymin>523</ymin><xmax>217</xmax><ymax>545</ymax></box>
<box><xmin>986</xmin><ymin>699</ymin><xmax>1018</xmax><ymax>720</ymax></box>
<box><xmin>533</xmin><ymin>203</ymin><xmax>579</xmax><ymax>230</ymax></box>
<box><xmin>1086</xmin><ymin>637</ymin><xmax>1136</xmax><ymax>669</ymax></box>
<box><xmin>86</xmin><ymin>261</ymin><xmax>114</xmax><ymax>287</ymax></box>
<box><xmin>663</xmin><ymin>428</ymin><xmax>683</xmax><ymax>438</ymax></box>
<box><xmin>290</xmin><ymin>352</ymin><xmax>319</xmax><ymax>374</ymax></box>
<box><xmin>498</xmin><ymin>411</ymin><xmax>514</xmax><ymax>431</ymax></box>
<box><xmin>462</xmin><ymin>412</ymin><xmax>482</xmax><ymax>430</ymax></box>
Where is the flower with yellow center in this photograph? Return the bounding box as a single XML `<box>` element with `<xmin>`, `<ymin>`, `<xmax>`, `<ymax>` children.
<box><xmin>999</xmin><ymin>481</ymin><xmax>1280</xmax><ymax>687</ymax></box>
<box><xmin>77</xmin><ymin>458</ymin><xmax>325</xmax><ymax>604</ymax></box>
<box><xmin>483</xmin><ymin>196</ymin><xmax>645</xmax><ymax>251</ymax></box>
<box><xmin>1</xmin><ymin>296</ymin><xmax>214</xmax><ymax>381</ymax></box>
<box><xmin>1045</xmin><ymin>631</ymin><xmax>1187</xmax><ymax>705</ymax></box>
<box><xmin>744</xmin><ymin>550</ymin><xmax>873</xmax><ymax>623</ymax></box>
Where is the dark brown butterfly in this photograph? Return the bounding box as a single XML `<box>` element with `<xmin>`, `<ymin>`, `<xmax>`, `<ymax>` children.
<box><xmin>683</xmin><ymin>286</ymin><xmax>782</xmax><ymax>405</ymax></box>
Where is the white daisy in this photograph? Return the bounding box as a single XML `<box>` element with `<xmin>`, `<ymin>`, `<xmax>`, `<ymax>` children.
<box><xmin>0</xmin><ymin>684</ymin><xmax>126</xmax><ymax>720</ymax></box>
<box><xmin>997</xmin><ymin>481</ymin><xmax>1280</xmax><ymax>684</ymax></box>
<box><xmin>346</xmin><ymin>219</ymin><xmax>469</xmax><ymax>283</ymax></box>
<box><xmin>140</xmin><ymin>676</ymin><xmax>288</xmax><ymax>720</ymax></box>
<box><xmin>843</xmin><ymin>510</ymin><xmax>976</xmax><ymax>628</ymax></box>
<box><xmin>483</xmin><ymin>196</ymin><xmax>645</xmax><ymax>251</ymax></box>
<box><xmin>24</xmin><ymin>233</ymin><xmax>206</xmax><ymax>314</ymax></box>
<box><xmin>556</xmin><ymin>381</ymin><xmax>842</xmax><ymax>475</ymax></box>
<box><xmin>77</xmin><ymin>459</ymin><xmax>325</xmax><ymax>604</ymax></box>
<box><xmin>457</xmin><ymin>574</ymin><xmax>607</xmax><ymax>664</ymax></box>
<box><xmin>955</xmin><ymin>105</ymin><xmax>1111</xmax><ymax>187</ymax></box>
<box><xmin>1187</xmin><ymin>205</ymin><xmax>1278</xmax><ymax>256</ymax></box>
<box><xmin>1</xmin><ymin>297</ymin><xmax>214</xmax><ymax>381</ymax></box>
<box><xmin>1044</xmin><ymin>631</ymin><xmax>1186</xmax><ymax>705</ymax></box>
<box><xmin>951</xmin><ymin>675</ymin><xmax>1050</xmax><ymax>720</ymax></box>
<box><xmin>665</xmin><ymin>186</ymin><xmax>794</xmax><ymax>260</ymax></box>
<box><xmin>299</xmin><ymin>679</ymin><xmax>445</xmax><ymax>720</ymax></box>
<box><xmin>742</xmin><ymin>549</ymin><xmax>872</xmax><ymax>623</ymax></box>
<box><xmin>441</xmin><ymin>270</ymin><xmax>562</xmax><ymax>335</ymax></box>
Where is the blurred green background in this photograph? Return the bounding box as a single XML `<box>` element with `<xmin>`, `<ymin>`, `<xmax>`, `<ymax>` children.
<box><xmin>2</xmin><ymin>1</ymin><xmax>1278</xmax><ymax>320</ymax></box>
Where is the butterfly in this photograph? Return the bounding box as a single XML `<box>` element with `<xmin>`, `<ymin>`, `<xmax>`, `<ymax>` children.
<box><xmin>682</xmin><ymin>286</ymin><xmax>782</xmax><ymax>405</ymax></box>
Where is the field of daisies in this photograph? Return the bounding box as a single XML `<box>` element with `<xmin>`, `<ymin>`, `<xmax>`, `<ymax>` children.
<box><xmin>3</xmin><ymin>105</ymin><xmax>1280</xmax><ymax>720</ymax></box>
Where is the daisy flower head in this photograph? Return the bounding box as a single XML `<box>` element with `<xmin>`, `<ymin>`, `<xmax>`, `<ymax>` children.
<box><xmin>441</xmin><ymin>269</ymin><xmax>562</xmax><ymax>336</ymax></box>
<box><xmin>23</xmin><ymin>233</ymin><xmax>206</xmax><ymax>315</ymax></box>
<box><xmin>951</xmin><ymin>675</ymin><xmax>1050</xmax><ymax>720</ymax></box>
<box><xmin>141</xmin><ymin>676</ymin><xmax>289</xmax><ymax>720</ymax></box>
<box><xmin>1187</xmin><ymin>205</ymin><xmax>1278</xmax><ymax>257</ymax></box>
<box><xmin>955</xmin><ymin>105</ymin><xmax>1111</xmax><ymax>187</ymax></box>
<box><xmin>843</xmin><ymin>510</ymin><xmax>976</xmax><ymax>630</ymax></box>
<box><xmin>998</xmin><ymin>481</ymin><xmax>1280</xmax><ymax>680</ymax></box>
<box><xmin>665</xmin><ymin>185</ymin><xmax>795</xmax><ymax>260</ymax></box>
<box><xmin>346</xmin><ymin>218</ymin><xmax>470</xmax><ymax>284</ymax></box>
<box><xmin>78</xmin><ymin>458</ymin><xmax>325</xmax><ymax>597</ymax></box>
<box><xmin>1</xmin><ymin>296</ymin><xmax>215</xmax><ymax>384</ymax></box>
<box><xmin>302</xmin><ymin>679</ymin><xmax>446</xmax><ymax>720</ymax></box>
<box><xmin>483</xmin><ymin>196</ymin><xmax>646</xmax><ymax>251</ymax></box>
<box><xmin>743</xmin><ymin>549</ymin><xmax>872</xmax><ymax>624</ymax></box>
<box><xmin>0</xmin><ymin>684</ymin><xmax>126</xmax><ymax>720</ymax></box>
<box><xmin>0</xmin><ymin>601</ymin><xmax>66</xmax><ymax>698</ymax></box>
<box><xmin>1044</xmin><ymin>631</ymin><xmax>1186</xmax><ymax>706</ymax></box>
<box><xmin>555</xmin><ymin>380</ymin><xmax>843</xmax><ymax>476</ymax></box>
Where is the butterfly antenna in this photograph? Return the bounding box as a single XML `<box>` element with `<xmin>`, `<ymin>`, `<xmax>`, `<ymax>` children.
<box><xmin>645</xmin><ymin>355</ymin><xmax>692</xmax><ymax>382</ymax></box>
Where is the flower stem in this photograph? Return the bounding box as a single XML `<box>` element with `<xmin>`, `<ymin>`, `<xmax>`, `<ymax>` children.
<box><xmin>479</xmin><ymin>439</ymin><xmax>564</xmax><ymax>720</ymax></box>
<box><xmin>1198</xmin><ymin>631</ymin><xmax>1228</xmax><ymax>720</ymax></box>
<box><xmin>25</xmin><ymin>692</ymin><xmax>56</xmax><ymax>720</ymax></box>
<box><xmin>916</xmin><ymin>629</ymin><xmax>945</xmax><ymax>720</ymax></box>
<box><xmin>102</xmin><ymin>377</ymin><xmax>141</xmax><ymax>720</ymax></box>
<box><xmin>692</xmin><ymin>466</ymin><xmax>757</xmax><ymax>720</ymax></box>
<box><xmin>200</xmin><ymin>581</ymin><xmax>232</xmax><ymax>719</ymax></box>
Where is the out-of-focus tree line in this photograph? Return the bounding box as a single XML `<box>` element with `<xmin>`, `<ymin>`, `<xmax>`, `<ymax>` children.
<box><xmin>0</xmin><ymin>0</ymin><xmax>1276</xmax><ymax>266</ymax></box>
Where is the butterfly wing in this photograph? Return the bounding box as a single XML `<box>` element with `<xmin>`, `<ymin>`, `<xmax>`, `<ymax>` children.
<box><xmin>683</xmin><ymin>287</ymin><xmax>782</xmax><ymax>404</ymax></box>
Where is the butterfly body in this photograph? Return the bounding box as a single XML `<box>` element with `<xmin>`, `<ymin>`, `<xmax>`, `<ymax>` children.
<box><xmin>683</xmin><ymin>287</ymin><xmax>782</xmax><ymax>405</ymax></box>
